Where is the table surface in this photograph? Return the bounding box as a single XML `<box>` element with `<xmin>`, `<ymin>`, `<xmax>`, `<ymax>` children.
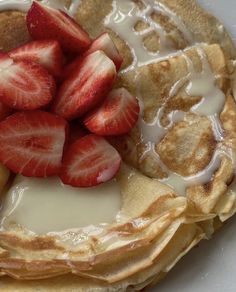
<box><xmin>151</xmin><ymin>1</ymin><xmax>236</xmax><ymax>291</ymax></box>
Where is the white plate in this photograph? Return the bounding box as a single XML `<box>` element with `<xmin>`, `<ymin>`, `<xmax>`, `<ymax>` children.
<box><xmin>151</xmin><ymin>1</ymin><xmax>236</xmax><ymax>291</ymax></box>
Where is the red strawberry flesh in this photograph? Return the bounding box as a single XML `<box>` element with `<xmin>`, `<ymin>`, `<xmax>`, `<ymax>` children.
<box><xmin>9</xmin><ymin>40</ymin><xmax>64</xmax><ymax>77</ymax></box>
<box><xmin>0</xmin><ymin>53</ymin><xmax>55</xmax><ymax>110</ymax></box>
<box><xmin>60</xmin><ymin>134</ymin><xmax>121</xmax><ymax>187</ymax></box>
<box><xmin>0</xmin><ymin>111</ymin><xmax>68</xmax><ymax>177</ymax></box>
<box><xmin>86</xmin><ymin>33</ymin><xmax>123</xmax><ymax>70</ymax></box>
<box><xmin>0</xmin><ymin>101</ymin><xmax>12</xmax><ymax>122</ymax></box>
<box><xmin>84</xmin><ymin>88</ymin><xmax>140</xmax><ymax>136</ymax></box>
<box><xmin>63</xmin><ymin>33</ymin><xmax>123</xmax><ymax>79</ymax></box>
<box><xmin>27</xmin><ymin>1</ymin><xmax>91</xmax><ymax>53</ymax></box>
<box><xmin>52</xmin><ymin>50</ymin><xmax>117</xmax><ymax>120</ymax></box>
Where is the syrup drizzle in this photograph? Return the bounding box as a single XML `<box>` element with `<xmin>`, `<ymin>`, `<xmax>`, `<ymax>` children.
<box><xmin>105</xmin><ymin>1</ymin><xmax>229</xmax><ymax>195</ymax></box>
<box><xmin>185</xmin><ymin>48</ymin><xmax>225</xmax><ymax>117</ymax></box>
<box><xmin>68</xmin><ymin>0</ymin><xmax>81</xmax><ymax>16</ymax></box>
<box><xmin>142</xmin><ymin>48</ymin><xmax>226</xmax><ymax>195</ymax></box>
<box><xmin>105</xmin><ymin>0</ymin><xmax>194</xmax><ymax>71</ymax></box>
<box><xmin>138</xmin><ymin>47</ymin><xmax>225</xmax><ymax>142</ymax></box>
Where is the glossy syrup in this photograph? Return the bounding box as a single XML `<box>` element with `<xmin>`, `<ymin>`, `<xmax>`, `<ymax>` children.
<box><xmin>105</xmin><ymin>1</ymin><xmax>229</xmax><ymax>195</ymax></box>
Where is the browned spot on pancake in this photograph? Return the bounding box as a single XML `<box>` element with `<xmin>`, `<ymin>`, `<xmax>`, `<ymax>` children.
<box><xmin>157</xmin><ymin>115</ymin><xmax>216</xmax><ymax>176</ymax></box>
<box><xmin>160</xmin><ymin>60</ymin><xmax>171</xmax><ymax>70</ymax></box>
<box><xmin>117</xmin><ymin>44</ymin><xmax>228</xmax><ymax>179</ymax></box>
<box><xmin>132</xmin><ymin>2</ymin><xmax>188</xmax><ymax>53</ymax></box>
<box><xmin>166</xmin><ymin>94</ymin><xmax>201</xmax><ymax>111</ymax></box>
<box><xmin>0</xmin><ymin>11</ymin><xmax>29</xmax><ymax>52</ymax></box>
<box><xmin>139</xmin><ymin>150</ymin><xmax>169</xmax><ymax>179</ymax></box>
<box><xmin>142</xmin><ymin>194</ymin><xmax>176</xmax><ymax>217</ymax></box>
<box><xmin>0</xmin><ymin>235</ymin><xmax>63</xmax><ymax>251</ymax></box>
<box><xmin>143</xmin><ymin>31</ymin><xmax>161</xmax><ymax>53</ymax></box>
<box><xmin>132</xmin><ymin>0</ymin><xmax>146</xmax><ymax>10</ymax></box>
<box><xmin>110</xmin><ymin>129</ymin><xmax>169</xmax><ymax>179</ymax></box>
<box><xmin>161</xmin><ymin>94</ymin><xmax>202</xmax><ymax>127</ymax></box>
<box><xmin>202</xmin><ymin>181</ymin><xmax>214</xmax><ymax>193</ymax></box>
<box><xmin>90</xmin><ymin>236</ymin><xmax>99</xmax><ymax>246</ymax></box>
<box><xmin>134</xmin><ymin>20</ymin><xmax>150</xmax><ymax>32</ymax></box>
<box><xmin>109</xmin><ymin>128</ymin><xmax>141</xmax><ymax>170</ymax></box>
<box><xmin>129</xmin><ymin>4</ymin><xmax>190</xmax><ymax>54</ymax></box>
<box><xmin>150</xmin><ymin>11</ymin><xmax>189</xmax><ymax>50</ymax></box>
<box><xmin>163</xmin><ymin>0</ymin><xmax>236</xmax><ymax>58</ymax></box>
<box><xmin>0</xmin><ymin>247</ymin><xmax>9</xmax><ymax>258</ymax></box>
<box><xmin>151</xmin><ymin>11</ymin><xmax>176</xmax><ymax>33</ymax></box>
<box><xmin>220</xmin><ymin>93</ymin><xmax>236</xmax><ymax>138</ymax></box>
<box><xmin>187</xmin><ymin>156</ymin><xmax>234</xmax><ymax>214</ymax></box>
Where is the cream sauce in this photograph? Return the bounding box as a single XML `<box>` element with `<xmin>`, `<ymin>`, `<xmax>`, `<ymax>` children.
<box><xmin>185</xmin><ymin>48</ymin><xmax>225</xmax><ymax>116</ymax></box>
<box><xmin>139</xmin><ymin>142</ymin><xmax>224</xmax><ymax>196</ymax></box>
<box><xmin>105</xmin><ymin>0</ymin><xmax>161</xmax><ymax>69</ymax></box>
<box><xmin>157</xmin><ymin>49</ymin><xmax>226</xmax><ymax>195</ymax></box>
<box><xmin>139</xmin><ymin>47</ymin><xmax>225</xmax><ymax>143</ymax></box>
<box><xmin>140</xmin><ymin>108</ymin><xmax>186</xmax><ymax>144</ymax></box>
<box><xmin>162</xmin><ymin>149</ymin><xmax>223</xmax><ymax>196</ymax></box>
<box><xmin>105</xmin><ymin>0</ymin><xmax>193</xmax><ymax>71</ymax></box>
<box><xmin>106</xmin><ymin>0</ymin><xmax>227</xmax><ymax>196</ymax></box>
<box><xmin>139</xmin><ymin>108</ymin><xmax>167</xmax><ymax>144</ymax></box>
<box><xmin>0</xmin><ymin>176</ymin><xmax>121</xmax><ymax>234</ymax></box>
<box><xmin>68</xmin><ymin>0</ymin><xmax>81</xmax><ymax>16</ymax></box>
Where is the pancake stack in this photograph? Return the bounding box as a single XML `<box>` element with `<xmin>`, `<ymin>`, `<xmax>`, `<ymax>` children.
<box><xmin>0</xmin><ymin>0</ymin><xmax>236</xmax><ymax>290</ymax></box>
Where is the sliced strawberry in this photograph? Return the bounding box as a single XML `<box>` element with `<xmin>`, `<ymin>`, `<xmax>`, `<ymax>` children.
<box><xmin>62</xmin><ymin>56</ymin><xmax>83</xmax><ymax>81</ymax></box>
<box><xmin>60</xmin><ymin>134</ymin><xmax>121</xmax><ymax>187</ymax></box>
<box><xmin>27</xmin><ymin>1</ymin><xmax>91</xmax><ymax>53</ymax></box>
<box><xmin>63</xmin><ymin>33</ymin><xmax>123</xmax><ymax>79</ymax></box>
<box><xmin>9</xmin><ymin>40</ymin><xmax>64</xmax><ymax>77</ymax></box>
<box><xmin>87</xmin><ymin>33</ymin><xmax>123</xmax><ymax>70</ymax></box>
<box><xmin>0</xmin><ymin>54</ymin><xmax>55</xmax><ymax>110</ymax></box>
<box><xmin>84</xmin><ymin>88</ymin><xmax>140</xmax><ymax>136</ymax></box>
<box><xmin>0</xmin><ymin>101</ymin><xmax>12</xmax><ymax>122</ymax></box>
<box><xmin>52</xmin><ymin>51</ymin><xmax>116</xmax><ymax>120</ymax></box>
<box><xmin>0</xmin><ymin>111</ymin><xmax>68</xmax><ymax>177</ymax></box>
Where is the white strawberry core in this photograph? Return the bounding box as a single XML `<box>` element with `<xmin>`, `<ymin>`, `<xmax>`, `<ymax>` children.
<box><xmin>97</xmin><ymin>168</ymin><xmax>117</xmax><ymax>183</ymax></box>
<box><xmin>0</xmin><ymin>58</ymin><xmax>14</xmax><ymax>71</ymax></box>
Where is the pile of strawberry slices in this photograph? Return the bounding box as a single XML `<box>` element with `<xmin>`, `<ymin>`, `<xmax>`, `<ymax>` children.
<box><xmin>0</xmin><ymin>2</ymin><xmax>140</xmax><ymax>188</ymax></box>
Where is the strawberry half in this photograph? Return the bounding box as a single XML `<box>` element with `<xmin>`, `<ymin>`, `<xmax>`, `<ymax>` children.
<box><xmin>0</xmin><ymin>54</ymin><xmax>55</xmax><ymax>110</ymax></box>
<box><xmin>84</xmin><ymin>88</ymin><xmax>140</xmax><ymax>136</ymax></box>
<box><xmin>9</xmin><ymin>40</ymin><xmax>64</xmax><ymax>77</ymax></box>
<box><xmin>87</xmin><ymin>33</ymin><xmax>123</xmax><ymax>70</ymax></box>
<box><xmin>52</xmin><ymin>51</ymin><xmax>116</xmax><ymax>120</ymax></box>
<box><xmin>27</xmin><ymin>1</ymin><xmax>91</xmax><ymax>53</ymax></box>
<box><xmin>63</xmin><ymin>33</ymin><xmax>123</xmax><ymax>79</ymax></box>
<box><xmin>60</xmin><ymin>134</ymin><xmax>121</xmax><ymax>187</ymax></box>
<box><xmin>0</xmin><ymin>111</ymin><xmax>68</xmax><ymax>177</ymax></box>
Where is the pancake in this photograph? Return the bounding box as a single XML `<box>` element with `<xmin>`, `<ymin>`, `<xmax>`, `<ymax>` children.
<box><xmin>0</xmin><ymin>0</ymin><xmax>236</xmax><ymax>291</ymax></box>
